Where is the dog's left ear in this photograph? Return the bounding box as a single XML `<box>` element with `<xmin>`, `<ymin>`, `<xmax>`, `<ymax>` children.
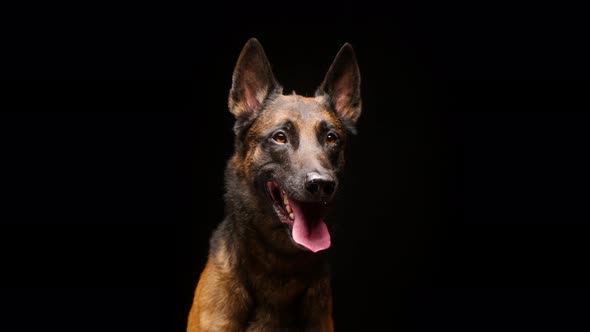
<box><xmin>229</xmin><ymin>38</ymin><xmax>282</xmax><ymax>119</ymax></box>
<box><xmin>316</xmin><ymin>43</ymin><xmax>362</xmax><ymax>132</ymax></box>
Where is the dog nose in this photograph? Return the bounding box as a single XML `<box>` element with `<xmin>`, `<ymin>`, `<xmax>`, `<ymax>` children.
<box><xmin>305</xmin><ymin>173</ymin><xmax>336</xmax><ymax>199</ymax></box>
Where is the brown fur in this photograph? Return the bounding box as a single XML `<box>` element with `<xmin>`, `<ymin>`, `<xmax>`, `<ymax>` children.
<box><xmin>187</xmin><ymin>39</ymin><xmax>361</xmax><ymax>331</ymax></box>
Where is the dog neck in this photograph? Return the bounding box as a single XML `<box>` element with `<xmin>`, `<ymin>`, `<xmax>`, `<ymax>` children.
<box><xmin>209</xmin><ymin>217</ymin><xmax>330</xmax><ymax>309</ymax></box>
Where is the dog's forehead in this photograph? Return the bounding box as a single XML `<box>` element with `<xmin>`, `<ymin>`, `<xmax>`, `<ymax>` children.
<box><xmin>261</xmin><ymin>94</ymin><xmax>339</xmax><ymax>127</ymax></box>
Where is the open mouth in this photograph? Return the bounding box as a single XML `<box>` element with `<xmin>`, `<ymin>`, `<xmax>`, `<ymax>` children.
<box><xmin>266</xmin><ymin>181</ymin><xmax>331</xmax><ymax>253</ymax></box>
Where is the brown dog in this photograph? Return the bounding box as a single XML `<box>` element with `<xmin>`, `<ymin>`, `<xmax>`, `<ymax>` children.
<box><xmin>187</xmin><ymin>38</ymin><xmax>361</xmax><ymax>331</ymax></box>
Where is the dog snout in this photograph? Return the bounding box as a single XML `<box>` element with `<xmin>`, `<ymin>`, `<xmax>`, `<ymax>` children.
<box><xmin>304</xmin><ymin>172</ymin><xmax>337</xmax><ymax>200</ymax></box>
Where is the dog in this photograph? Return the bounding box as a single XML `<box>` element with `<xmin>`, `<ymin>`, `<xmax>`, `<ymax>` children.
<box><xmin>187</xmin><ymin>38</ymin><xmax>361</xmax><ymax>331</ymax></box>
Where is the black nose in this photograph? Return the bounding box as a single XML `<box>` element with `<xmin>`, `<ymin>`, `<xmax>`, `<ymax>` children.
<box><xmin>305</xmin><ymin>173</ymin><xmax>336</xmax><ymax>198</ymax></box>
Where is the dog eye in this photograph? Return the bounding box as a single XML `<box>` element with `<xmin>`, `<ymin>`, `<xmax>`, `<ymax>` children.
<box><xmin>272</xmin><ymin>131</ymin><xmax>288</xmax><ymax>144</ymax></box>
<box><xmin>326</xmin><ymin>133</ymin><xmax>339</xmax><ymax>145</ymax></box>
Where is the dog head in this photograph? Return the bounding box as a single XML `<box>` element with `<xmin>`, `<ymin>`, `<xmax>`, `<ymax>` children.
<box><xmin>228</xmin><ymin>38</ymin><xmax>361</xmax><ymax>254</ymax></box>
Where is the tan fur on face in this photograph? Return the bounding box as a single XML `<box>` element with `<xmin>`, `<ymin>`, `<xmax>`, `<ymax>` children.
<box><xmin>240</xmin><ymin>95</ymin><xmax>345</xmax><ymax>177</ymax></box>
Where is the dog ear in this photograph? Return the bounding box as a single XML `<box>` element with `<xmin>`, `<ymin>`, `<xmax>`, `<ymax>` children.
<box><xmin>229</xmin><ymin>38</ymin><xmax>282</xmax><ymax>119</ymax></box>
<box><xmin>316</xmin><ymin>43</ymin><xmax>361</xmax><ymax>132</ymax></box>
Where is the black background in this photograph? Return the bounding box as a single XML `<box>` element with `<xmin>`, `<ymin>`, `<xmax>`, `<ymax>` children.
<box><xmin>2</xmin><ymin>2</ymin><xmax>589</xmax><ymax>331</ymax></box>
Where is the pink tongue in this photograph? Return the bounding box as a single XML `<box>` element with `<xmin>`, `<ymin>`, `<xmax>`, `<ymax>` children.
<box><xmin>289</xmin><ymin>198</ymin><xmax>331</xmax><ymax>253</ymax></box>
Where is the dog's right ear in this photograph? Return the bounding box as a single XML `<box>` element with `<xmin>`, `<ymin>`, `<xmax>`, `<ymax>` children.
<box><xmin>316</xmin><ymin>43</ymin><xmax>361</xmax><ymax>133</ymax></box>
<box><xmin>228</xmin><ymin>38</ymin><xmax>282</xmax><ymax>120</ymax></box>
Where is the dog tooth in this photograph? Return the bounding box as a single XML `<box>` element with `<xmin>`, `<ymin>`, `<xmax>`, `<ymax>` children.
<box><xmin>289</xmin><ymin>213</ymin><xmax>294</xmax><ymax>220</ymax></box>
<box><xmin>286</xmin><ymin>204</ymin><xmax>292</xmax><ymax>213</ymax></box>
